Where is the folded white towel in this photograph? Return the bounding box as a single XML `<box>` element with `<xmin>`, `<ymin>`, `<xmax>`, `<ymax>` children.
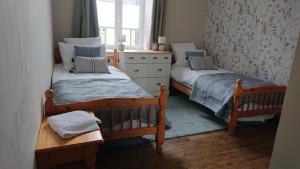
<box><xmin>48</xmin><ymin>111</ymin><xmax>101</xmax><ymax>139</ymax></box>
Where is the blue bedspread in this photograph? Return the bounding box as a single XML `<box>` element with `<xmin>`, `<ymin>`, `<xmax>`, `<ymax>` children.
<box><xmin>52</xmin><ymin>79</ymin><xmax>171</xmax><ymax>128</ymax></box>
<box><xmin>190</xmin><ymin>73</ymin><xmax>274</xmax><ymax>120</ymax></box>
<box><xmin>52</xmin><ymin>78</ymin><xmax>151</xmax><ymax>104</ymax></box>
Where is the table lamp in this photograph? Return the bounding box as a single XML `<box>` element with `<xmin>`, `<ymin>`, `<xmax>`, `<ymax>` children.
<box><xmin>119</xmin><ymin>35</ymin><xmax>126</xmax><ymax>51</ymax></box>
<box><xmin>158</xmin><ymin>36</ymin><xmax>166</xmax><ymax>51</ymax></box>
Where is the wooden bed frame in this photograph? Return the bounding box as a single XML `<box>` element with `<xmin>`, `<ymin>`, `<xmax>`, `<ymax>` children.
<box><xmin>171</xmin><ymin>79</ymin><xmax>286</xmax><ymax>135</ymax></box>
<box><xmin>44</xmin><ymin>49</ymin><xmax>168</xmax><ymax>153</ymax></box>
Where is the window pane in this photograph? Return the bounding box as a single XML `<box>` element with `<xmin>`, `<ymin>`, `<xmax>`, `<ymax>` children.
<box><xmin>122</xmin><ymin>29</ymin><xmax>130</xmax><ymax>46</ymax></box>
<box><xmin>99</xmin><ymin>28</ymin><xmax>106</xmax><ymax>43</ymax></box>
<box><xmin>122</xmin><ymin>1</ymin><xmax>140</xmax><ymax>29</ymax></box>
<box><xmin>106</xmin><ymin>28</ymin><xmax>115</xmax><ymax>45</ymax></box>
<box><xmin>97</xmin><ymin>0</ymin><xmax>144</xmax><ymax>49</ymax></box>
<box><xmin>100</xmin><ymin>27</ymin><xmax>115</xmax><ymax>45</ymax></box>
<box><xmin>122</xmin><ymin>29</ymin><xmax>139</xmax><ymax>47</ymax></box>
<box><xmin>97</xmin><ymin>0</ymin><xmax>115</xmax><ymax>27</ymax></box>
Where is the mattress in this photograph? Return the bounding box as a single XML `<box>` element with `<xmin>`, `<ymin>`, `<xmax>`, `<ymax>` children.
<box><xmin>52</xmin><ymin>64</ymin><xmax>130</xmax><ymax>84</ymax></box>
<box><xmin>171</xmin><ymin>66</ymin><xmax>273</xmax><ymax>122</ymax></box>
<box><xmin>171</xmin><ymin>66</ymin><xmax>231</xmax><ymax>88</ymax></box>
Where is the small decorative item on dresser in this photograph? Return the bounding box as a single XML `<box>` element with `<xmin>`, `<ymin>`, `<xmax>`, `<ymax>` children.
<box><xmin>118</xmin><ymin>35</ymin><xmax>126</xmax><ymax>51</ymax></box>
<box><xmin>158</xmin><ymin>36</ymin><xmax>167</xmax><ymax>51</ymax></box>
<box><xmin>151</xmin><ymin>41</ymin><xmax>159</xmax><ymax>51</ymax></box>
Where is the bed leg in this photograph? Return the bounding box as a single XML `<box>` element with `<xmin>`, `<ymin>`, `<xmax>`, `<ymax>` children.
<box><xmin>156</xmin><ymin>85</ymin><xmax>168</xmax><ymax>154</ymax></box>
<box><xmin>156</xmin><ymin>125</ymin><xmax>165</xmax><ymax>153</ymax></box>
<box><xmin>228</xmin><ymin>111</ymin><xmax>238</xmax><ymax>136</ymax></box>
<box><xmin>229</xmin><ymin>80</ymin><xmax>243</xmax><ymax>136</ymax></box>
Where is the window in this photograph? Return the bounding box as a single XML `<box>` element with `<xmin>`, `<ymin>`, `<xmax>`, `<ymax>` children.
<box><xmin>97</xmin><ymin>0</ymin><xmax>145</xmax><ymax>49</ymax></box>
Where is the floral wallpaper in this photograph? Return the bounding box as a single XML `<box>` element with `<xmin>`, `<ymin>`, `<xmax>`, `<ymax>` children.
<box><xmin>204</xmin><ymin>0</ymin><xmax>300</xmax><ymax>85</ymax></box>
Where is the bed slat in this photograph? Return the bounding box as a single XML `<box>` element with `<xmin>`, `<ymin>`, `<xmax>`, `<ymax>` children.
<box><xmin>147</xmin><ymin>105</ymin><xmax>151</xmax><ymax>127</ymax></box>
<box><xmin>139</xmin><ymin>105</ymin><xmax>142</xmax><ymax>128</ymax></box>
<box><xmin>111</xmin><ymin>107</ymin><xmax>114</xmax><ymax>132</ymax></box>
<box><xmin>121</xmin><ymin>107</ymin><xmax>124</xmax><ymax>131</ymax></box>
<box><xmin>130</xmin><ymin>106</ymin><xmax>133</xmax><ymax>130</ymax></box>
<box><xmin>100</xmin><ymin>110</ymin><xmax>104</xmax><ymax>133</ymax></box>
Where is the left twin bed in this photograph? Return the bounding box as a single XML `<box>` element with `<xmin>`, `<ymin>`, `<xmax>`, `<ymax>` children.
<box><xmin>44</xmin><ymin>38</ymin><xmax>168</xmax><ymax>153</ymax></box>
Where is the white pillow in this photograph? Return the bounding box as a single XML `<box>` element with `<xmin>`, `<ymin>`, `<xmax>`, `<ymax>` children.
<box><xmin>58</xmin><ymin>42</ymin><xmax>75</xmax><ymax>70</ymax></box>
<box><xmin>58</xmin><ymin>42</ymin><xmax>105</xmax><ymax>70</ymax></box>
<box><xmin>63</xmin><ymin>37</ymin><xmax>101</xmax><ymax>45</ymax></box>
<box><xmin>171</xmin><ymin>42</ymin><xmax>196</xmax><ymax>66</ymax></box>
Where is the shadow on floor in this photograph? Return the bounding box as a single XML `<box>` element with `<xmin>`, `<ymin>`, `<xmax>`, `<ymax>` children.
<box><xmin>97</xmin><ymin>143</ymin><xmax>187</xmax><ymax>169</ymax></box>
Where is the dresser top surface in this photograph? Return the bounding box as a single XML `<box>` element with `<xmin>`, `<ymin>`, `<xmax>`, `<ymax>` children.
<box><xmin>120</xmin><ymin>50</ymin><xmax>172</xmax><ymax>54</ymax></box>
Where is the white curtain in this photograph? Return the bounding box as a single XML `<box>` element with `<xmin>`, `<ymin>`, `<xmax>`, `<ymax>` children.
<box><xmin>142</xmin><ymin>0</ymin><xmax>154</xmax><ymax>50</ymax></box>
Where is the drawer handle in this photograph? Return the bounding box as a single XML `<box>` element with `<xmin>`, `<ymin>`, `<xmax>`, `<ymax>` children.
<box><xmin>164</xmin><ymin>57</ymin><xmax>169</xmax><ymax>60</ymax></box>
<box><xmin>134</xmin><ymin>69</ymin><xmax>140</xmax><ymax>72</ymax></box>
<box><xmin>141</xmin><ymin>57</ymin><xmax>146</xmax><ymax>59</ymax></box>
<box><xmin>157</xmin><ymin>69</ymin><xmax>163</xmax><ymax>72</ymax></box>
<box><xmin>153</xmin><ymin>57</ymin><xmax>158</xmax><ymax>60</ymax></box>
<box><xmin>157</xmin><ymin>83</ymin><xmax>162</xmax><ymax>86</ymax></box>
<box><xmin>129</xmin><ymin>57</ymin><xmax>134</xmax><ymax>60</ymax></box>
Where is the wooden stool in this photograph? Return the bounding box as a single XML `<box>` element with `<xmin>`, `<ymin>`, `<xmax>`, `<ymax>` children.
<box><xmin>35</xmin><ymin>113</ymin><xmax>104</xmax><ymax>169</ymax></box>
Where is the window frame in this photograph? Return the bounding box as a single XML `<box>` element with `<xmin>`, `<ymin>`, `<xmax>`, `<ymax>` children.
<box><xmin>97</xmin><ymin>0</ymin><xmax>145</xmax><ymax>50</ymax></box>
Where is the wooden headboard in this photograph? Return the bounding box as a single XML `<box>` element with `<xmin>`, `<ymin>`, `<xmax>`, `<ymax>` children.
<box><xmin>54</xmin><ymin>48</ymin><xmax>119</xmax><ymax>68</ymax></box>
<box><xmin>54</xmin><ymin>48</ymin><xmax>63</xmax><ymax>64</ymax></box>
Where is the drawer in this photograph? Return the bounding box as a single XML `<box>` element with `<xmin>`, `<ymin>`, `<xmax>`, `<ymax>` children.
<box><xmin>123</xmin><ymin>53</ymin><xmax>150</xmax><ymax>63</ymax></box>
<box><xmin>148</xmin><ymin>64</ymin><xmax>171</xmax><ymax>77</ymax></box>
<box><xmin>149</xmin><ymin>54</ymin><xmax>171</xmax><ymax>64</ymax></box>
<box><xmin>132</xmin><ymin>78</ymin><xmax>147</xmax><ymax>89</ymax></box>
<box><xmin>147</xmin><ymin>78</ymin><xmax>169</xmax><ymax>92</ymax></box>
<box><xmin>123</xmin><ymin>64</ymin><xmax>148</xmax><ymax>78</ymax></box>
<box><xmin>159</xmin><ymin>54</ymin><xmax>172</xmax><ymax>63</ymax></box>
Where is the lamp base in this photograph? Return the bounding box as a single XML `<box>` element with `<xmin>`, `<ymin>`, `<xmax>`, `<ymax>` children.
<box><xmin>119</xmin><ymin>44</ymin><xmax>125</xmax><ymax>51</ymax></box>
<box><xmin>159</xmin><ymin>44</ymin><xmax>165</xmax><ymax>51</ymax></box>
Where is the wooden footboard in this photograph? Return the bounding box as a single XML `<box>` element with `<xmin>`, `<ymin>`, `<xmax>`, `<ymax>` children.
<box><xmin>229</xmin><ymin>80</ymin><xmax>286</xmax><ymax>135</ymax></box>
<box><xmin>44</xmin><ymin>85</ymin><xmax>168</xmax><ymax>153</ymax></box>
<box><xmin>170</xmin><ymin>79</ymin><xmax>286</xmax><ymax>135</ymax></box>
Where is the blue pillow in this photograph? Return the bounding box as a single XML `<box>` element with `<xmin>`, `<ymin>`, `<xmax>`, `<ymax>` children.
<box><xmin>185</xmin><ymin>50</ymin><xmax>206</xmax><ymax>59</ymax></box>
<box><xmin>74</xmin><ymin>45</ymin><xmax>105</xmax><ymax>57</ymax></box>
<box><xmin>186</xmin><ymin>50</ymin><xmax>216</xmax><ymax>70</ymax></box>
<box><xmin>73</xmin><ymin>56</ymin><xmax>110</xmax><ymax>73</ymax></box>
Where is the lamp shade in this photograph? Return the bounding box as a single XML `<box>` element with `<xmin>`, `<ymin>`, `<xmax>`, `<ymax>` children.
<box><xmin>158</xmin><ymin>36</ymin><xmax>166</xmax><ymax>44</ymax></box>
<box><xmin>119</xmin><ymin>35</ymin><xmax>126</xmax><ymax>42</ymax></box>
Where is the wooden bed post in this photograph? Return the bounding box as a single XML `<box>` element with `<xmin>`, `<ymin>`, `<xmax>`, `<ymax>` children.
<box><xmin>105</xmin><ymin>49</ymin><xmax>119</xmax><ymax>68</ymax></box>
<box><xmin>156</xmin><ymin>84</ymin><xmax>168</xmax><ymax>153</ymax></box>
<box><xmin>112</xmin><ymin>49</ymin><xmax>119</xmax><ymax>68</ymax></box>
<box><xmin>45</xmin><ymin>90</ymin><xmax>56</xmax><ymax>116</ymax></box>
<box><xmin>229</xmin><ymin>79</ymin><xmax>243</xmax><ymax>136</ymax></box>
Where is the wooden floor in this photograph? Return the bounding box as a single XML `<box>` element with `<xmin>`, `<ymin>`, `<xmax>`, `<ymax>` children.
<box><xmin>56</xmin><ymin>125</ymin><xmax>277</xmax><ymax>169</ymax></box>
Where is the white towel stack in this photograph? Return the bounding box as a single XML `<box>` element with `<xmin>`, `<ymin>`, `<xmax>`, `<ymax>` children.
<box><xmin>48</xmin><ymin>110</ymin><xmax>101</xmax><ymax>139</ymax></box>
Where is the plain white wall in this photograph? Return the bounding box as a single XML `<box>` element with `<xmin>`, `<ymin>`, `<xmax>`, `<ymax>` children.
<box><xmin>0</xmin><ymin>0</ymin><xmax>53</xmax><ymax>169</ymax></box>
<box><xmin>165</xmin><ymin>0</ymin><xmax>207</xmax><ymax>49</ymax></box>
<box><xmin>52</xmin><ymin>0</ymin><xmax>78</xmax><ymax>46</ymax></box>
<box><xmin>270</xmin><ymin>35</ymin><xmax>300</xmax><ymax>169</ymax></box>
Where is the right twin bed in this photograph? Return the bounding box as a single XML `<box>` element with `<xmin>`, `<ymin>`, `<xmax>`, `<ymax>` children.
<box><xmin>170</xmin><ymin>43</ymin><xmax>286</xmax><ymax>135</ymax></box>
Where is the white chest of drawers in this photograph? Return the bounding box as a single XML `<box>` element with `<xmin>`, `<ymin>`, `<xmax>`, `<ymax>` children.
<box><xmin>119</xmin><ymin>50</ymin><xmax>172</xmax><ymax>96</ymax></box>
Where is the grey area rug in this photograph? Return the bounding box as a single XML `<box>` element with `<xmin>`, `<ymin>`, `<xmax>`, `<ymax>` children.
<box><xmin>163</xmin><ymin>94</ymin><xmax>226</xmax><ymax>139</ymax></box>
<box><xmin>102</xmin><ymin>94</ymin><xmax>226</xmax><ymax>149</ymax></box>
